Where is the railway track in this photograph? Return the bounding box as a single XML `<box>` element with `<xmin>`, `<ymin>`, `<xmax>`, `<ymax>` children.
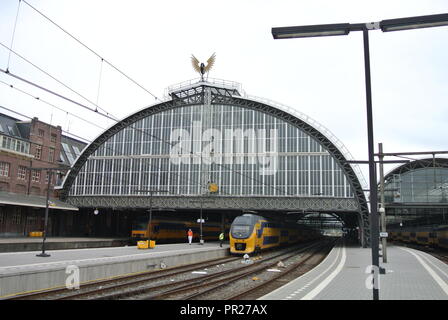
<box><xmin>6</xmin><ymin>255</ymin><xmax>240</xmax><ymax>300</ymax></box>
<box><xmin>140</xmin><ymin>240</ymin><xmax>333</xmax><ymax>300</ymax></box>
<box><xmin>6</xmin><ymin>239</ymin><xmax>333</xmax><ymax>300</ymax></box>
<box><xmin>83</xmin><ymin>240</ymin><xmax>325</xmax><ymax>300</ymax></box>
<box><xmin>228</xmin><ymin>242</ymin><xmax>333</xmax><ymax>300</ymax></box>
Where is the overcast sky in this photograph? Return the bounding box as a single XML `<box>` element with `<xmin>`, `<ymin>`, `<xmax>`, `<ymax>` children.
<box><xmin>0</xmin><ymin>0</ymin><xmax>447</xmax><ymax>182</ymax></box>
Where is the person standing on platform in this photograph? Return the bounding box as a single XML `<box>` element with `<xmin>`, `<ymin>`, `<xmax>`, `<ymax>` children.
<box><xmin>219</xmin><ymin>232</ymin><xmax>224</xmax><ymax>247</ymax></box>
<box><xmin>187</xmin><ymin>229</ymin><xmax>193</xmax><ymax>245</ymax></box>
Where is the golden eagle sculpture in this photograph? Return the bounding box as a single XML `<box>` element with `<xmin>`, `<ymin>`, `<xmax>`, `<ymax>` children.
<box><xmin>191</xmin><ymin>53</ymin><xmax>216</xmax><ymax>81</ymax></box>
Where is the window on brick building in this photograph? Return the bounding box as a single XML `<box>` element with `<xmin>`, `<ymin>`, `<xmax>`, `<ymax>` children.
<box><xmin>31</xmin><ymin>170</ymin><xmax>41</xmax><ymax>182</ymax></box>
<box><xmin>51</xmin><ymin>134</ymin><xmax>57</xmax><ymax>143</ymax></box>
<box><xmin>38</xmin><ymin>129</ymin><xmax>44</xmax><ymax>137</ymax></box>
<box><xmin>35</xmin><ymin>145</ymin><xmax>42</xmax><ymax>159</ymax></box>
<box><xmin>0</xmin><ymin>162</ymin><xmax>10</xmax><ymax>177</ymax></box>
<box><xmin>17</xmin><ymin>166</ymin><xmax>27</xmax><ymax>180</ymax></box>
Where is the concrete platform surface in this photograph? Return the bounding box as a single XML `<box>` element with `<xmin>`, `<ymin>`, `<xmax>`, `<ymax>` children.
<box><xmin>259</xmin><ymin>243</ymin><xmax>448</xmax><ymax>300</ymax></box>
<box><xmin>0</xmin><ymin>242</ymin><xmax>227</xmax><ymax>273</ymax></box>
<box><xmin>0</xmin><ymin>242</ymin><xmax>229</xmax><ymax>298</ymax></box>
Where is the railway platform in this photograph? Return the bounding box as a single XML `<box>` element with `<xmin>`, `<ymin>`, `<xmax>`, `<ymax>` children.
<box><xmin>0</xmin><ymin>241</ymin><xmax>229</xmax><ymax>298</ymax></box>
<box><xmin>259</xmin><ymin>242</ymin><xmax>448</xmax><ymax>300</ymax></box>
<box><xmin>0</xmin><ymin>237</ymin><xmax>130</xmax><ymax>253</ymax></box>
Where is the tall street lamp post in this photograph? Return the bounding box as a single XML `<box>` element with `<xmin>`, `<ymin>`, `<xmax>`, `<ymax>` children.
<box><xmin>272</xmin><ymin>13</ymin><xmax>448</xmax><ymax>300</ymax></box>
<box><xmin>29</xmin><ymin>165</ymin><xmax>70</xmax><ymax>257</ymax></box>
<box><xmin>37</xmin><ymin>170</ymin><xmax>53</xmax><ymax>257</ymax></box>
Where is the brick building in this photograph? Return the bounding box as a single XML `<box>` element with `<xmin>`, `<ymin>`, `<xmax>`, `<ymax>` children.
<box><xmin>0</xmin><ymin>113</ymin><xmax>85</xmax><ymax>237</ymax></box>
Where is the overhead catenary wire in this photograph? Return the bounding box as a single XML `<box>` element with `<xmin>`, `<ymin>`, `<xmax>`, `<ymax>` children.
<box><xmin>0</xmin><ymin>79</ymin><xmax>107</xmax><ymax>132</ymax></box>
<box><xmin>0</xmin><ymin>41</ymin><xmax>116</xmax><ymax>119</ymax></box>
<box><xmin>0</xmin><ymin>65</ymin><xmax>120</xmax><ymax>123</ymax></box>
<box><xmin>6</xmin><ymin>0</ymin><xmax>22</xmax><ymax>71</ymax></box>
<box><xmin>95</xmin><ymin>58</ymin><xmax>104</xmax><ymax>109</ymax></box>
<box><xmin>21</xmin><ymin>0</ymin><xmax>160</xmax><ymax>101</ymax></box>
<box><xmin>0</xmin><ymin>2</ymin><xmax>312</xmax><ymax>198</ymax></box>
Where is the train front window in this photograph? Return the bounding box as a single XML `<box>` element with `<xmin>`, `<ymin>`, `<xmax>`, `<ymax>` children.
<box><xmin>231</xmin><ymin>215</ymin><xmax>257</xmax><ymax>238</ymax></box>
<box><xmin>231</xmin><ymin>225</ymin><xmax>251</xmax><ymax>238</ymax></box>
<box><xmin>232</xmin><ymin>225</ymin><xmax>250</xmax><ymax>234</ymax></box>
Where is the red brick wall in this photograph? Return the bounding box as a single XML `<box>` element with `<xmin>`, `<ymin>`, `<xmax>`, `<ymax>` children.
<box><xmin>0</xmin><ymin>118</ymin><xmax>63</xmax><ymax>197</ymax></box>
<box><xmin>0</xmin><ymin>153</ymin><xmax>33</xmax><ymax>193</ymax></box>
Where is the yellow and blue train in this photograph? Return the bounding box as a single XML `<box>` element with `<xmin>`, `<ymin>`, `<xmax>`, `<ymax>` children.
<box><xmin>131</xmin><ymin>216</ymin><xmax>229</xmax><ymax>243</ymax></box>
<box><xmin>229</xmin><ymin>214</ymin><xmax>320</xmax><ymax>255</ymax></box>
<box><xmin>388</xmin><ymin>225</ymin><xmax>448</xmax><ymax>249</ymax></box>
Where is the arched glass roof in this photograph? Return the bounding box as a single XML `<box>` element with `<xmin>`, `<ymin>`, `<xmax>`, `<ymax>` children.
<box><xmin>60</xmin><ymin>78</ymin><xmax>370</xmax><ymax>245</ymax></box>
<box><xmin>384</xmin><ymin>157</ymin><xmax>448</xmax><ymax>204</ymax></box>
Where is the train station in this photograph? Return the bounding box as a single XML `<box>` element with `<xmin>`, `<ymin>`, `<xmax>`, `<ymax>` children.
<box><xmin>0</xmin><ymin>76</ymin><xmax>447</xmax><ymax>303</ymax></box>
<box><xmin>57</xmin><ymin>77</ymin><xmax>369</xmax><ymax>245</ymax></box>
<box><xmin>0</xmin><ymin>1</ymin><xmax>447</xmax><ymax>309</ymax></box>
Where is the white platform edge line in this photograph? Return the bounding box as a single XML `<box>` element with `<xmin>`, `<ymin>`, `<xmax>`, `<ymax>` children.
<box><xmin>400</xmin><ymin>247</ymin><xmax>448</xmax><ymax>296</ymax></box>
<box><xmin>417</xmin><ymin>250</ymin><xmax>448</xmax><ymax>280</ymax></box>
<box><xmin>257</xmin><ymin>242</ymin><xmax>341</xmax><ymax>300</ymax></box>
<box><xmin>301</xmin><ymin>245</ymin><xmax>346</xmax><ymax>300</ymax></box>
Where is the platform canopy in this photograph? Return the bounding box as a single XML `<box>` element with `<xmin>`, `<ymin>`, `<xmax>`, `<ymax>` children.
<box><xmin>60</xmin><ymin>78</ymin><xmax>370</xmax><ymax>245</ymax></box>
<box><xmin>0</xmin><ymin>191</ymin><xmax>78</xmax><ymax>211</ymax></box>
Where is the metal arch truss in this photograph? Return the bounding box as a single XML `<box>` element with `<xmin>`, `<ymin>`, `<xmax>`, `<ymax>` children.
<box><xmin>384</xmin><ymin>157</ymin><xmax>448</xmax><ymax>182</ymax></box>
<box><xmin>61</xmin><ymin>82</ymin><xmax>370</xmax><ymax>246</ymax></box>
<box><xmin>67</xmin><ymin>195</ymin><xmax>359</xmax><ymax>212</ymax></box>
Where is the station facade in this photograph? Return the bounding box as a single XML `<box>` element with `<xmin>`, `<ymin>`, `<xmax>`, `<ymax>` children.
<box><xmin>384</xmin><ymin>157</ymin><xmax>448</xmax><ymax>229</ymax></box>
<box><xmin>60</xmin><ymin>79</ymin><xmax>370</xmax><ymax>244</ymax></box>
<box><xmin>0</xmin><ymin>113</ymin><xmax>85</xmax><ymax>237</ymax></box>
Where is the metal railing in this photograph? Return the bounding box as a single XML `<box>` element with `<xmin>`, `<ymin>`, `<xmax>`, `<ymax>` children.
<box><xmin>164</xmin><ymin>77</ymin><xmax>244</xmax><ymax>98</ymax></box>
